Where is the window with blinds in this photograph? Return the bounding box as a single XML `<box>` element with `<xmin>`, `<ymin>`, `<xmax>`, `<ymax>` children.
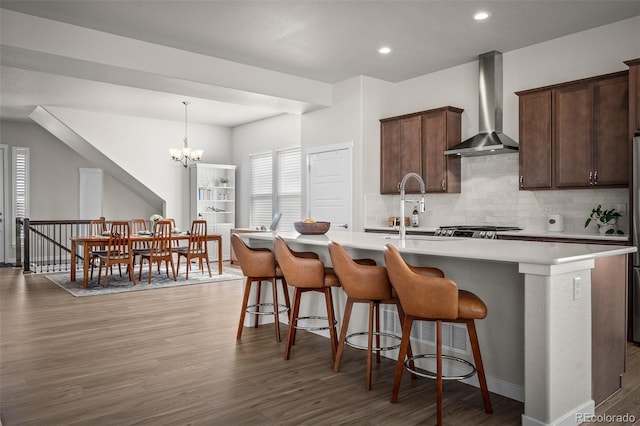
<box><xmin>12</xmin><ymin>147</ymin><xmax>29</xmax><ymax>246</ymax></box>
<box><xmin>276</xmin><ymin>147</ymin><xmax>301</xmax><ymax>231</ymax></box>
<box><xmin>250</xmin><ymin>152</ymin><xmax>273</xmax><ymax>229</ymax></box>
<box><xmin>250</xmin><ymin>147</ymin><xmax>301</xmax><ymax>231</ymax></box>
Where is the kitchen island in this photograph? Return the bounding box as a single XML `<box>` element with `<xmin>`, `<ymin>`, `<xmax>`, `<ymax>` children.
<box><xmin>240</xmin><ymin>231</ymin><xmax>635</xmax><ymax>426</ymax></box>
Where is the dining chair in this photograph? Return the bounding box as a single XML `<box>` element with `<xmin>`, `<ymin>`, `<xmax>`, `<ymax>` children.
<box><xmin>137</xmin><ymin>219</ymin><xmax>177</xmax><ymax>284</ymax></box>
<box><xmin>96</xmin><ymin>221</ymin><xmax>136</xmax><ymax>287</ymax></box>
<box><xmin>176</xmin><ymin>220</ymin><xmax>211</xmax><ymax>279</ymax></box>
<box><xmin>89</xmin><ymin>218</ymin><xmax>107</xmax><ymax>280</ymax></box>
<box><xmin>164</xmin><ymin>218</ymin><xmax>180</xmax><ymax>247</ymax></box>
<box><xmin>130</xmin><ymin>218</ymin><xmax>150</xmax><ymax>267</ymax></box>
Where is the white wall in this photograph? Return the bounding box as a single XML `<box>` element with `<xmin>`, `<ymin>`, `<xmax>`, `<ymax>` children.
<box><xmin>231</xmin><ymin>114</ymin><xmax>302</xmax><ymax>228</ymax></box>
<box><xmin>0</xmin><ymin>119</ymin><xmax>161</xmax><ymax>260</ymax></box>
<box><xmin>301</xmin><ymin>77</ymin><xmax>364</xmax><ymax>229</ymax></box>
<box><xmin>43</xmin><ymin>107</ymin><xmax>232</xmax><ymax>229</ymax></box>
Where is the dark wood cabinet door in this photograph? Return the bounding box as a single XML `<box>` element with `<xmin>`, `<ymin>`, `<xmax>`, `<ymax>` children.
<box><xmin>399</xmin><ymin>116</ymin><xmax>423</xmax><ymax>193</ymax></box>
<box><xmin>423</xmin><ymin>111</ymin><xmax>446</xmax><ymax>192</ymax></box>
<box><xmin>380</xmin><ymin>120</ymin><xmax>401</xmax><ymax>193</ymax></box>
<box><xmin>554</xmin><ymin>83</ymin><xmax>593</xmax><ymax>188</ymax></box>
<box><xmin>380</xmin><ymin>107</ymin><xmax>461</xmax><ymax>194</ymax></box>
<box><xmin>519</xmin><ymin>91</ymin><xmax>552</xmax><ymax>189</ymax></box>
<box><xmin>593</xmin><ymin>75</ymin><xmax>629</xmax><ymax>186</ymax></box>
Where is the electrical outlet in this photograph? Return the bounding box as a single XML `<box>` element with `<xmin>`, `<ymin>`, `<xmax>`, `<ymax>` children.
<box><xmin>616</xmin><ymin>204</ymin><xmax>627</xmax><ymax>216</ymax></box>
<box><xmin>573</xmin><ymin>277</ymin><xmax>581</xmax><ymax>301</ymax></box>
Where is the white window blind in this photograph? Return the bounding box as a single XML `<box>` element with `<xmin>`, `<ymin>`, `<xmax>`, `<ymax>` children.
<box><xmin>250</xmin><ymin>147</ymin><xmax>302</xmax><ymax>231</ymax></box>
<box><xmin>12</xmin><ymin>147</ymin><xmax>29</xmax><ymax>246</ymax></box>
<box><xmin>276</xmin><ymin>147</ymin><xmax>301</xmax><ymax>231</ymax></box>
<box><xmin>250</xmin><ymin>152</ymin><xmax>273</xmax><ymax>228</ymax></box>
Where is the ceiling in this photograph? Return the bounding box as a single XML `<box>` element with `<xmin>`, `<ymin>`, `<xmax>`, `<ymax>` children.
<box><xmin>1</xmin><ymin>0</ymin><xmax>639</xmax><ymax>127</ymax></box>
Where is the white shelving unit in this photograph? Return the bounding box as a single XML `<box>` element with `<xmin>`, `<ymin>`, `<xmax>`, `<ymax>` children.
<box><xmin>189</xmin><ymin>163</ymin><xmax>237</xmax><ymax>261</ymax></box>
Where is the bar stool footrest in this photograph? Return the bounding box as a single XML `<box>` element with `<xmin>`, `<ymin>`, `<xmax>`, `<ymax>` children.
<box><xmin>404</xmin><ymin>354</ymin><xmax>476</xmax><ymax>380</ymax></box>
<box><xmin>246</xmin><ymin>303</ymin><xmax>289</xmax><ymax>316</ymax></box>
<box><xmin>293</xmin><ymin>315</ymin><xmax>337</xmax><ymax>331</ymax></box>
<box><xmin>345</xmin><ymin>331</ymin><xmax>401</xmax><ymax>352</ymax></box>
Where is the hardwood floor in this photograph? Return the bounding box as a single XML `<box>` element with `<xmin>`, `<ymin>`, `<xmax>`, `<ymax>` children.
<box><xmin>0</xmin><ymin>268</ymin><xmax>637</xmax><ymax>425</ymax></box>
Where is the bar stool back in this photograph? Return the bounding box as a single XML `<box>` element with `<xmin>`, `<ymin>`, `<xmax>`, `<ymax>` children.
<box><xmin>383</xmin><ymin>244</ymin><xmax>492</xmax><ymax>425</ymax></box>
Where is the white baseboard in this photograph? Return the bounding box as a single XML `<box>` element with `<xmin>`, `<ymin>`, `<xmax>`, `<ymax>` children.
<box><xmin>522</xmin><ymin>400</ymin><xmax>594</xmax><ymax>426</ymax></box>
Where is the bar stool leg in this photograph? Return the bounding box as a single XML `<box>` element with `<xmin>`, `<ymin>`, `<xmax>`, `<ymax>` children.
<box><xmin>374</xmin><ymin>301</ymin><xmax>381</xmax><ymax>364</ymax></box>
<box><xmin>280</xmin><ymin>277</ymin><xmax>291</xmax><ymax>322</ymax></box>
<box><xmin>254</xmin><ymin>281</ymin><xmax>262</xmax><ymax>328</ymax></box>
<box><xmin>323</xmin><ymin>287</ymin><xmax>338</xmax><ymax>361</ymax></box>
<box><xmin>366</xmin><ymin>301</ymin><xmax>375</xmax><ymax>390</ymax></box>
<box><xmin>284</xmin><ymin>287</ymin><xmax>303</xmax><ymax>360</ymax></box>
<box><xmin>237</xmin><ymin>277</ymin><xmax>253</xmax><ymax>340</ymax></box>
<box><xmin>270</xmin><ymin>277</ymin><xmax>281</xmax><ymax>343</ymax></box>
<box><xmin>466</xmin><ymin>319</ymin><xmax>493</xmax><ymax>414</ymax></box>
<box><xmin>391</xmin><ymin>316</ymin><xmax>414</xmax><ymax>403</ymax></box>
<box><xmin>333</xmin><ymin>298</ymin><xmax>354</xmax><ymax>373</ymax></box>
<box><xmin>436</xmin><ymin>320</ymin><xmax>443</xmax><ymax>426</ymax></box>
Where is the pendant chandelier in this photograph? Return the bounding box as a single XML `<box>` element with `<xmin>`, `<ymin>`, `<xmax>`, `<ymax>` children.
<box><xmin>169</xmin><ymin>101</ymin><xmax>203</xmax><ymax>168</ymax></box>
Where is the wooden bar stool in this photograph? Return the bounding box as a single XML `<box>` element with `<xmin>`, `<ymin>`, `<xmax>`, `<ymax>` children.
<box><xmin>273</xmin><ymin>236</ymin><xmax>342</xmax><ymax>361</ymax></box>
<box><xmin>328</xmin><ymin>241</ymin><xmax>408</xmax><ymax>390</ymax></box>
<box><xmin>383</xmin><ymin>244</ymin><xmax>492</xmax><ymax>425</ymax></box>
<box><xmin>231</xmin><ymin>233</ymin><xmax>292</xmax><ymax>343</ymax></box>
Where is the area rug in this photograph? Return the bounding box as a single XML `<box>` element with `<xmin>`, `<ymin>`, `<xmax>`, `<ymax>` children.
<box><xmin>46</xmin><ymin>265</ymin><xmax>243</xmax><ymax>297</ymax></box>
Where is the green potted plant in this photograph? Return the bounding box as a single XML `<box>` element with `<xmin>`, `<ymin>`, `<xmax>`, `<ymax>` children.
<box><xmin>584</xmin><ymin>205</ymin><xmax>623</xmax><ymax>235</ymax></box>
<box><xmin>219</xmin><ymin>177</ymin><xmax>230</xmax><ymax>186</ymax></box>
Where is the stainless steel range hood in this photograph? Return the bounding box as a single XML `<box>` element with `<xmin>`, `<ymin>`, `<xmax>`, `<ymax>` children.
<box><xmin>445</xmin><ymin>51</ymin><xmax>518</xmax><ymax>156</ymax></box>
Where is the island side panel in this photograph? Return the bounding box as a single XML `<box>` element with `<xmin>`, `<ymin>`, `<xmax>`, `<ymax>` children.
<box><xmin>520</xmin><ymin>261</ymin><xmax>594</xmax><ymax>426</ymax></box>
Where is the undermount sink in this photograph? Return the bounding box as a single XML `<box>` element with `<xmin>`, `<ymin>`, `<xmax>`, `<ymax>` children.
<box><xmin>383</xmin><ymin>235</ymin><xmax>456</xmax><ymax>241</ymax></box>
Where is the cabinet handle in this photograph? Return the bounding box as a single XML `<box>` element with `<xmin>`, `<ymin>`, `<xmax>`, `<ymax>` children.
<box><xmin>519</xmin><ymin>176</ymin><xmax>524</xmax><ymax>187</ymax></box>
<box><xmin>589</xmin><ymin>171</ymin><xmax>593</xmax><ymax>185</ymax></box>
<box><xmin>593</xmin><ymin>171</ymin><xmax>598</xmax><ymax>184</ymax></box>
<box><xmin>441</xmin><ymin>179</ymin><xmax>446</xmax><ymax>191</ymax></box>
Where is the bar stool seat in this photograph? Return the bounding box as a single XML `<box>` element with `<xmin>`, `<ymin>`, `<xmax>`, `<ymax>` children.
<box><xmin>383</xmin><ymin>244</ymin><xmax>492</xmax><ymax>426</ymax></box>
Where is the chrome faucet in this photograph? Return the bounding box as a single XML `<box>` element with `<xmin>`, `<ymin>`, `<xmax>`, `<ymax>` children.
<box><xmin>399</xmin><ymin>172</ymin><xmax>426</xmax><ymax>240</ymax></box>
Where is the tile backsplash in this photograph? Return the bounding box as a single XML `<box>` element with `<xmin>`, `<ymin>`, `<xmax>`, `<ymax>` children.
<box><xmin>365</xmin><ymin>153</ymin><xmax>629</xmax><ymax>234</ymax></box>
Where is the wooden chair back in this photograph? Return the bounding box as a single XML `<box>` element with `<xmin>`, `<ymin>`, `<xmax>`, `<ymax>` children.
<box><xmin>150</xmin><ymin>220</ymin><xmax>173</xmax><ymax>257</ymax></box>
<box><xmin>187</xmin><ymin>220</ymin><xmax>208</xmax><ymax>254</ymax></box>
<box><xmin>130</xmin><ymin>219</ymin><xmax>147</xmax><ymax>234</ymax></box>
<box><xmin>107</xmin><ymin>221</ymin><xmax>131</xmax><ymax>260</ymax></box>
<box><xmin>89</xmin><ymin>219</ymin><xmax>106</xmax><ymax>236</ymax></box>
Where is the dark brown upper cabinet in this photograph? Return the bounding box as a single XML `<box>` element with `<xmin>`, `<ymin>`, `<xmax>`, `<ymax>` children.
<box><xmin>380</xmin><ymin>106</ymin><xmax>462</xmax><ymax>194</ymax></box>
<box><xmin>516</xmin><ymin>71</ymin><xmax>629</xmax><ymax>190</ymax></box>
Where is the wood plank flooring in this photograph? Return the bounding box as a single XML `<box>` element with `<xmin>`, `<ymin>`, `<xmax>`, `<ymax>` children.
<box><xmin>0</xmin><ymin>268</ymin><xmax>637</xmax><ymax>425</ymax></box>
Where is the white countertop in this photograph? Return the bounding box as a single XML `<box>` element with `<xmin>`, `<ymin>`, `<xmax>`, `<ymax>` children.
<box><xmin>242</xmin><ymin>231</ymin><xmax>635</xmax><ymax>266</ymax></box>
<box><xmin>364</xmin><ymin>226</ymin><xmax>629</xmax><ymax>242</ymax></box>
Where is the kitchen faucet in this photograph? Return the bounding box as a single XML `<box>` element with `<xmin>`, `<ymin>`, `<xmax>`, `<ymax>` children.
<box><xmin>399</xmin><ymin>172</ymin><xmax>426</xmax><ymax>240</ymax></box>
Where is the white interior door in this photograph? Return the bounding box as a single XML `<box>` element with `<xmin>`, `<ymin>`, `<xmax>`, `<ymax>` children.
<box><xmin>79</xmin><ymin>168</ymin><xmax>103</xmax><ymax>219</ymax></box>
<box><xmin>307</xmin><ymin>143</ymin><xmax>352</xmax><ymax>231</ymax></box>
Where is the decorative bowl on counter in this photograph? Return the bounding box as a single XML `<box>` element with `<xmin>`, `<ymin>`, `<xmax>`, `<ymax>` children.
<box><xmin>294</xmin><ymin>221</ymin><xmax>331</xmax><ymax>235</ymax></box>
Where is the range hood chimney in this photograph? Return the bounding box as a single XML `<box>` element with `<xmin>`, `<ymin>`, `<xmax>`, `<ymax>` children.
<box><xmin>445</xmin><ymin>51</ymin><xmax>518</xmax><ymax>156</ymax></box>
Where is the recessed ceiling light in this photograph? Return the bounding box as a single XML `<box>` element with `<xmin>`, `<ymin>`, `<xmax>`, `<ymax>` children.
<box><xmin>474</xmin><ymin>11</ymin><xmax>491</xmax><ymax>20</ymax></box>
<box><xmin>378</xmin><ymin>46</ymin><xmax>392</xmax><ymax>54</ymax></box>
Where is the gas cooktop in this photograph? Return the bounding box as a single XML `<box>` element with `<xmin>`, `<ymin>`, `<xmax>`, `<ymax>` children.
<box><xmin>435</xmin><ymin>225</ymin><xmax>521</xmax><ymax>239</ymax></box>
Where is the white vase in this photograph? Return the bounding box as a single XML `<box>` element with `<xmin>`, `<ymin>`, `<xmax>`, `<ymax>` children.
<box><xmin>598</xmin><ymin>222</ymin><xmax>616</xmax><ymax>235</ymax></box>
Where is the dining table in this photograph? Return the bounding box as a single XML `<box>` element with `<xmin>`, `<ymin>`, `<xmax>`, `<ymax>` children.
<box><xmin>70</xmin><ymin>232</ymin><xmax>223</xmax><ymax>288</ymax></box>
